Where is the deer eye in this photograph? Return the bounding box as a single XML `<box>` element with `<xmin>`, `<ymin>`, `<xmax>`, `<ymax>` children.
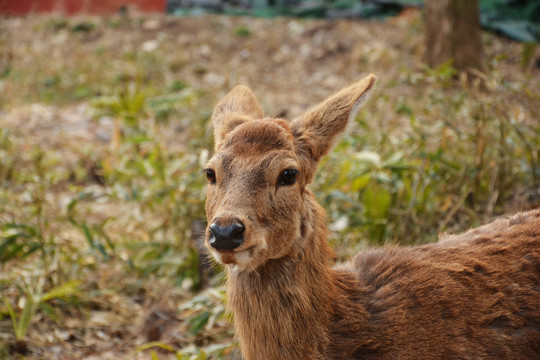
<box><xmin>278</xmin><ymin>168</ymin><xmax>299</xmax><ymax>186</ymax></box>
<box><xmin>205</xmin><ymin>169</ymin><xmax>216</xmax><ymax>184</ymax></box>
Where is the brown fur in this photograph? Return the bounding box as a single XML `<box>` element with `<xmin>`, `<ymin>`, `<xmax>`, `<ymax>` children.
<box><xmin>204</xmin><ymin>74</ymin><xmax>540</xmax><ymax>359</ymax></box>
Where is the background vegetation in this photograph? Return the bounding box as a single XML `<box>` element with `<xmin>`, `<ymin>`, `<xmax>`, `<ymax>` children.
<box><xmin>0</xmin><ymin>10</ymin><xmax>539</xmax><ymax>359</ymax></box>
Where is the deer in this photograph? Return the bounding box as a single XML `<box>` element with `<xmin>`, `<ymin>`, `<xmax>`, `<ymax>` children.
<box><xmin>203</xmin><ymin>74</ymin><xmax>540</xmax><ymax>360</ymax></box>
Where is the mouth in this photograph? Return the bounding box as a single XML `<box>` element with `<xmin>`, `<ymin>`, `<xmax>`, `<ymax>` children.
<box><xmin>211</xmin><ymin>245</ymin><xmax>256</xmax><ymax>265</ymax></box>
<box><xmin>216</xmin><ymin>245</ymin><xmax>256</xmax><ymax>254</ymax></box>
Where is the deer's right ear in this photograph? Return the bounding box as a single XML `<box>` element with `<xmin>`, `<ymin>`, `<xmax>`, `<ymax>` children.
<box><xmin>212</xmin><ymin>85</ymin><xmax>264</xmax><ymax>150</ymax></box>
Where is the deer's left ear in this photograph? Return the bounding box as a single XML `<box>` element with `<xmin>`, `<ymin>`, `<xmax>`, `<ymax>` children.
<box><xmin>291</xmin><ymin>74</ymin><xmax>376</xmax><ymax>164</ymax></box>
<box><xmin>212</xmin><ymin>85</ymin><xmax>264</xmax><ymax>150</ymax></box>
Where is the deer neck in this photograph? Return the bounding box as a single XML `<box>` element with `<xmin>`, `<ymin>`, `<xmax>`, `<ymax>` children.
<box><xmin>226</xmin><ymin>193</ymin><xmax>353</xmax><ymax>360</ymax></box>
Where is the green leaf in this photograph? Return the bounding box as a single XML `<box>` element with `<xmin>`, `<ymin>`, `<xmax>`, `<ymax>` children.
<box><xmin>41</xmin><ymin>280</ymin><xmax>81</xmax><ymax>303</ymax></box>
<box><xmin>81</xmin><ymin>223</ymin><xmax>94</xmax><ymax>247</ymax></box>
<box><xmin>17</xmin><ymin>295</ymin><xmax>37</xmax><ymax>341</ymax></box>
<box><xmin>363</xmin><ymin>184</ymin><xmax>391</xmax><ymax>219</ymax></box>
<box><xmin>351</xmin><ymin>174</ymin><xmax>370</xmax><ymax>192</ymax></box>
<box><xmin>188</xmin><ymin>311</ymin><xmax>210</xmax><ymax>335</ymax></box>
<box><xmin>135</xmin><ymin>341</ymin><xmax>175</xmax><ymax>353</ymax></box>
<box><xmin>353</xmin><ymin>151</ymin><xmax>381</xmax><ymax>168</ymax></box>
<box><xmin>4</xmin><ymin>298</ymin><xmax>19</xmax><ymax>339</ymax></box>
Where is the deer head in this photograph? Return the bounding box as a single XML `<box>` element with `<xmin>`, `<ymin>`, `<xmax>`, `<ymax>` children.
<box><xmin>204</xmin><ymin>74</ymin><xmax>376</xmax><ymax>271</ymax></box>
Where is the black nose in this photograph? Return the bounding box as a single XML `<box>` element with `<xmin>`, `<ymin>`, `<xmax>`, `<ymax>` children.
<box><xmin>208</xmin><ymin>221</ymin><xmax>245</xmax><ymax>251</ymax></box>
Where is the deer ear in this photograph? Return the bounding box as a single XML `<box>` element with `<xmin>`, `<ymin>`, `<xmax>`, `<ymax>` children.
<box><xmin>291</xmin><ymin>74</ymin><xmax>376</xmax><ymax>164</ymax></box>
<box><xmin>212</xmin><ymin>85</ymin><xmax>264</xmax><ymax>150</ymax></box>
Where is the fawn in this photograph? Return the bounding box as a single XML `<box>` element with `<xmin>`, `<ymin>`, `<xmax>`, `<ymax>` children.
<box><xmin>203</xmin><ymin>74</ymin><xmax>540</xmax><ymax>359</ymax></box>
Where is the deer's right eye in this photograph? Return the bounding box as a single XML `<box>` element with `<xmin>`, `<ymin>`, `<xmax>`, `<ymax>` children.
<box><xmin>205</xmin><ymin>169</ymin><xmax>217</xmax><ymax>184</ymax></box>
<box><xmin>278</xmin><ymin>168</ymin><xmax>299</xmax><ymax>186</ymax></box>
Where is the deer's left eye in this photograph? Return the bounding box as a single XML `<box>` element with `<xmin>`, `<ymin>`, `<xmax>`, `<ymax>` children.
<box><xmin>205</xmin><ymin>169</ymin><xmax>217</xmax><ymax>184</ymax></box>
<box><xmin>278</xmin><ymin>169</ymin><xmax>299</xmax><ymax>186</ymax></box>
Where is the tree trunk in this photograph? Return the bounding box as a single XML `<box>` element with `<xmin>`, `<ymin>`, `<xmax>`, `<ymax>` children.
<box><xmin>425</xmin><ymin>0</ymin><xmax>482</xmax><ymax>71</ymax></box>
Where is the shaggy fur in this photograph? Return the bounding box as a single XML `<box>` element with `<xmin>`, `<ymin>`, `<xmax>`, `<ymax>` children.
<box><xmin>204</xmin><ymin>74</ymin><xmax>540</xmax><ymax>360</ymax></box>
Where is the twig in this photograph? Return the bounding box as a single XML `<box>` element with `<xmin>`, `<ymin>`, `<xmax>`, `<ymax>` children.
<box><xmin>438</xmin><ymin>190</ymin><xmax>470</xmax><ymax>234</ymax></box>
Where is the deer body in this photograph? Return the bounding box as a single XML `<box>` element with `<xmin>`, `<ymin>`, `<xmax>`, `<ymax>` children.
<box><xmin>204</xmin><ymin>75</ymin><xmax>540</xmax><ymax>359</ymax></box>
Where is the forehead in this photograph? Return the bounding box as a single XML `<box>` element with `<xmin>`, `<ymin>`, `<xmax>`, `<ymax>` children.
<box><xmin>209</xmin><ymin>119</ymin><xmax>298</xmax><ymax>172</ymax></box>
<box><xmin>221</xmin><ymin>118</ymin><xmax>295</xmax><ymax>155</ymax></box>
